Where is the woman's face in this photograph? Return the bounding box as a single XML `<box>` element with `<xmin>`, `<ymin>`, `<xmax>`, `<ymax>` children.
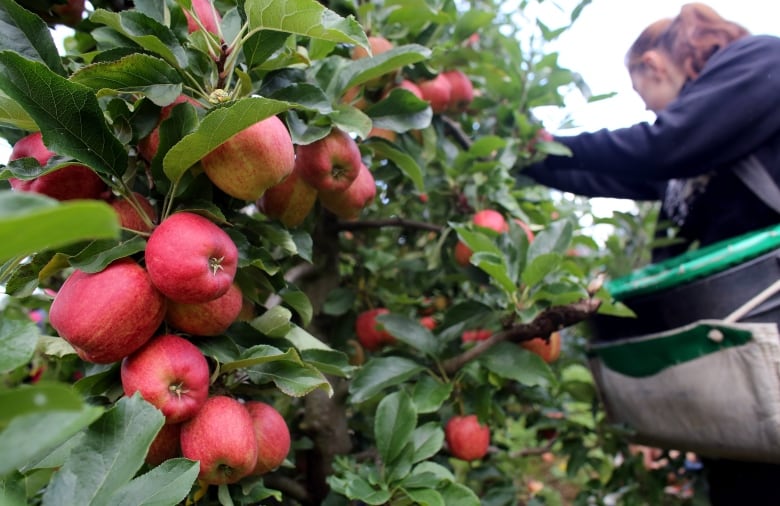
<box><xmin>629</xmin><ymin>51</ymin><xmax>688</xmax><ymax>113</ymax></box>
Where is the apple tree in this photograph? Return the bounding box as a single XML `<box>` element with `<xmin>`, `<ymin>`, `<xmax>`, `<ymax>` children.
<box><xmin>0</xmin><ymin>0</ymin><xmax>687</xmax><ymax>505</ymax></box>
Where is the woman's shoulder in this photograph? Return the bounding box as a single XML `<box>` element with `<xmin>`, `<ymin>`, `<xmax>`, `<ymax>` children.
<box><xmin>724</xmin><ymin>34</ymin><xmax>780</xmax><ymax>56</ymax></box>
<box><xmin>707</xmin><ymin>34</ymin><xmax>780</xmax><ymax>72</ymax></box>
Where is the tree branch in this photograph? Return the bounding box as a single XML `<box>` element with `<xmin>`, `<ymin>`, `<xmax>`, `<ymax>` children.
<box><xmin>336</xmin><ymin>217</ymin><xmax>444</xmax><ymax>233</ymax></box>
<box><xmin>440</xmin><ymin>115</ymin><xmax>473</xmax><ymax>151</ymax></box>
<box><xmin>441</xmin><ymin>298</ymin><xmax>601</xmax><ymax>374</ymax></box>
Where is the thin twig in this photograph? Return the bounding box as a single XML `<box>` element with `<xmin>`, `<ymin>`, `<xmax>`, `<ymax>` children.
<box><xmin>442</xmin><ymin>298</ymin><xmax>601</xmax><ymax>374</ymax></box>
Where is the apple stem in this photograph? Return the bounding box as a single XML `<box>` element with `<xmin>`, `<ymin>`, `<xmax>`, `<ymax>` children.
<box><xmin>169</xmin><ymin>382</ymin><xmax>188</xmax><ymax>399</ymax></box>
<box><xmin>209</xmin><ymin>256</ymin><xmax>225</xmax><ymax>276</ymax></box>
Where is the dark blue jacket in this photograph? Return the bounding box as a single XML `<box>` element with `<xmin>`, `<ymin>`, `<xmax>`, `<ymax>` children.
<box><xmin>521</xmin><ymin>35</ymin><xmax>780</xmax><ymax>260</ymax></box>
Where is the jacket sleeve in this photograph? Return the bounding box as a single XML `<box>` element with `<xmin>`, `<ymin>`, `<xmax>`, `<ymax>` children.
<box><xmin>536</xmin><ymin>35</ymin><xmax>780</xmax><ymax>182</ymax></box>
<box><xmin>520</xmin><ymin>162</ymin><xmax>665</xmax><ymax>200</ymax></box>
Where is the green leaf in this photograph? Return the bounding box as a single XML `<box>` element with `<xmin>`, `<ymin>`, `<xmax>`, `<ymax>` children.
<box><xmin>108</xmin><ymin>458</ymin><xmax>199</xmax><ymax>506</ymax></box>
<box><xmin>0</xmin><ymin>89</ymin><xmax>36</xmax><ymax>130</ymax></box>
<box><xmin>248</xmin><ymin>360</ymin><xmax>333</xmax><ymax>397</ymax></box>
<box><xmin>245</xmin><ymin>0</ymin><xmax>368</xmax><ymax>48</ymax></box>
<box><xmin>329</xmin><ymin>103</ymin><xmax>373</xmax><ymax>140</ymax></box>
<box><xmin>0</xmin><ymin>383</ymin><xmax>86</xmax><ymax>431</ymax></box>
<box><xmin>300</xmin><ymin>349</ymin><xmax>354</xmax><ymax>378</ymax></box>
<box><xmin>453</xmin><ymin>10</ymin><xmax>495</xmax><ymax>43</ymax></box>
<box><xmin>0</xmin><ymin>0</ymin><xmax>66</xmax><ymax>76</ymax></box>
<box><xmin>403</xmin><ymin>488</ymin><xmax>445</xmax><ymax>506</ymax></box>
<box><xmin>90</xmin><ymin>9</ymin><xmax>188</xmax><ymax>68</ymax></box>
<box><xmin>410</xmin><ymin>422</ymin><xmax>444</xmax><ymax>463</ymax></box>
<box><xmin>377</xmin><ymin>313</ymin><xmax>439</xmax><ymax>357</ymax></box>
<box><xmin>163</xmin><ymin>96</ymin><xmax>294</xmax><ymax>183</ymax></box>
<box><xmin>527</xmin><ymin>219</ymin><xmax>573</xmax><ymax>262</ymax></box>
<box><xmin>452</xmin><ymin>223</ymin><xmax>504</xmax><ymax>259</ymax></box>
<box><xmin>0</xmin><ymin>313</ymin><xmax>38</xmax><ymax>374</ymax></box>
<box><xmin>70</xmin><ymin>54</ymin><xmax>183</xmax><ymax>106</ymax></box>
<box><xmin>42</xmin><ymin>395</ymin><xmax>165</xmax><ymax>506</ymax></box>
<box><xmin>478</xmin><ymin>342</ymin><xmax>555</xmax><ymax>387</ymax></box>
<box><xmin>366</xmin><ymin>87</ymin><xmax>432</xmax><ymax>133</ymax></box>
<box><xmin>270</xmin><ymin>83</ymin><xmax>333</xmax><ymax>114</ymax></box>
<box><xmin>284</xmin><ymin>324</ymin><xmax>332</xmax><ymax>351</ymax></box>
<box><xmin>438</xmin><ymin>482</ymin><xmax>481</xmax><ymax>506</ymax></box>
<box><xmin>521</xmin><ymin>252</ymin><xmax>562</xmax><ymax>287</ymax></box>
<box><xmin>250</xmin><ymin>306</ymin><xmax>293</xmax><ymax>338</ymax></box>
<box><xmin>279</xmin><ymin>287</ymin><xmax>314</xmax><ymax>326</ymax></box>
<box><xmin>0</xmin><ymin>193</ymin><xmax>120</xmax><ymax>263</ymax></box>
<box><xmin>67</xmin><ymin>236</ymin><xmax>147</xmax><ymax>273</ymax></box>
<box><xmin>0</xmin><ymin>407</ymin><xmax>104</xmax><ymax>476</ymax></box>
<box><xmin>322</xmin><ymin>287</ymin><xmax>356</xmax><ymax>316</ymax></box>
<box><xmin>340</xmin><ymin>44</ymin><xmax>432</xmax><ymax>91</ymax></box>
<box><xmin>244</xmin><ymin>30</ymin><xmax>291</xmax><ymax>70</ymax></box>
<box><xmin>221</xmin><ymin>344</ymin><xmax>294</xmax><ymax>373</ymax></box>
<box><xmin>471</xmin><ymin>252</ymin><xmax>517</xmax><ymax>294</ymax></box>
<box><xmin>340</xmin><ymin>475</ymin><xmax>391</xmax><ymax>505</ymax></box>
<box><xmin>410</xmin><ymin>376</ymin><xmax>452</xmax><ymax>414</ymax></box>
<box><xmin>363</xmin><ymin>139</ymin><xmax>424</xmax><ymax>191</ymax></box>
<box><xmin>0</xmin><ymin>52</ymin><xmax>128</xmax><ymax>178</ymax></box>
<box><xmin>0</xmin><ymin>475</ymin><xmax>26</xmax><ymax>506</ymax></box>
<box><xmin>375</xmin><ymin>391</ymin><xmax>417</xmax><ymax>464</ymax></box>
<box><xmin>349</xmin><ymin>357</ymin><xmax>425</xmax><ymax>404</ymax></box>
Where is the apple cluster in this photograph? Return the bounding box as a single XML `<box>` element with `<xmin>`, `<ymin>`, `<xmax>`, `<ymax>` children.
<box><xmin>345</xmin><ymin>35</ymin><xmax>476</xmax><ymax>120</ymax></box>
<box><xmin>258</xmin><ymin>127</ymin><xmax>378</xmax><ymax>226</ymax></box>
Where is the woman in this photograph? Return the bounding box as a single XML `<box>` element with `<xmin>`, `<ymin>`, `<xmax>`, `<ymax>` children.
<box><xmin>520</xmin><ymin>4</ymin><xmax>780</xmax><ymax>504</ymax></box>
<box><xmin>523</xmin><ymin>3</ymin><xmax>780</xmax><ymax>262</ymax></box>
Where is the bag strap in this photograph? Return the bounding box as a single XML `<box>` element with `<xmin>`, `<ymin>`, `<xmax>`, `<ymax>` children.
<box><xmin>733</xmin><ymin>155</ymin><xmax>780</xmax><ymax>215</ymax></box>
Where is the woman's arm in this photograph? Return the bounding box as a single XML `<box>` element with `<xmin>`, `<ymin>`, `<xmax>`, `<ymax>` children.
<box><xmin>520</xmin><ymin>163</ymin><xmax>665</xmax><ymax>200</ymax></box>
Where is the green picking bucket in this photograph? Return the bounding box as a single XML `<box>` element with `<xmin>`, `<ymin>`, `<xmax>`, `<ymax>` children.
<box><xmin>585</xmin><ymin>224</ymin><xmax>780</xmax><ymax>462</ymax></box>
<box><xmin>590</xmin><ymin>224</ymin><xmax>780</xmax><ymax>339</ymax></box>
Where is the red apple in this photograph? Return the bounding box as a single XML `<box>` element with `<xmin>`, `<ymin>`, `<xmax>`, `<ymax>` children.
<box><xmin>184</xmin><ymin>0</ymin><xmax>222</xmax><ymax>34</ymax></box>
<box><xmin>419</xmin><ymin>316</ymin><xmax>437</xmax><ymax>331</ymax></box>
<box><xmin>461</xmin><ymin>329</ymin><xmax>492</xmax><ymax>343</ymax></box>
<box><xmin>442</xmin><ymin>70</ymin><xmax>474</xmax><ymax>112</ymax></box>
<box><xmin>121</xmin><ymin>334</ymin><xmax>210</xmax><ymax>423</ymax></box>
<box><xmin>355</xmin><ymin>308</ymin><xmax>395</xmax><ymax>351</ymax></box>
<box><xmin>521</xmin><ymin>331</ymin><xmax>562</xmax><ymax>363</ymax></box>
<box><xmin>49</xmin><ymin>258</ymin><xmax>166</xmax><ymax>364</ymax></box>
<box><xmin>180</xmin><ymin>395</ymin><xmax>258</xmax><ymax>485</ymax></box>
<box><xmin>8</xmin><ymin>132</ymin><xmax>106</xmax><ymax>201</ymax></box>
<box><xmin>166</xmin><ymin>283</ymin><xmax>243</xmax><ymax>336</ymax></box>
<box><xmin>513</xmin><ymin>218</ymin><xmax>535</xmax><ymax>243</ymax></box>
<box><xmin>418</xmin><ymin>74</ymin><xmax>452</xmax><ymax>114</ymax></box>
<box><xmin>245</xmin><ymin>401</ymin><xmax>291</xmax><ymax>475</ymax></box>
<box><xmin>368</xmin><ymin>127</ymin><xmax>397</xmax><ymax>142</ymax></box>
<box><xmin>145</xmin><ymin>212</ymin><xmax>238</xmax><ymax>304</ymax></box>
<box><xmin>110</xmin><ymin>192</ymin><xmax>157</xmax><ymax>233</ymax></box>
<box><xmin>146</xmin><ymin>423</ymin><xmax>182</xmax><ymax>466</ymax></box>
<box><xmin>351</xmin><ymin>35</ymin><xmax>394</xmax><ymax>60</ymax></box>
<box><xmin>201</xmin><ymin>115</ymin><xmax>295</xmax><ymax>201</ymax></box>
<box><xmin>137</xmin><ymin>95</ymin><xmax>201</xmax><ymax>162</ymax></box>
<box><xmin>295</xmin><ymin>128</ymin><xmax>362</xmax><ymax>193</ymax></box>
<box><xmin>317</xmin><ymin>163</ymin><xmax>376</xmax><ymax>220</ymax></box>
<box><xmin>454</xmin><ymin>209</ymin><xmax>509</xmax><ymax>266</ymax></box>
<box><xmin>256</xmin><ymin>169</ymin><xmax>318</xmax><ymax>228</ymax></box>
<box><xmin>397</xmin><ymin>79</ymin><xmax>424</xmax><ymax>99</ymax></box>
<box><xmin>35</xmin><ymin>0</ymin><xmax>85</xmax><ymax>27</ymax></box>
<box><xmin>445</xmin><ymin>415</ymin><xmax>490</xmax><ymax>461</ymax></box>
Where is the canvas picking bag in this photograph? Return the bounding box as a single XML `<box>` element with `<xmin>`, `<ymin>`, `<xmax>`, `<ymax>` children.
<box><xmin>586</xmin><ymin>225</ymin><xmax>780</xmax><ymax>462</ymax></box>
